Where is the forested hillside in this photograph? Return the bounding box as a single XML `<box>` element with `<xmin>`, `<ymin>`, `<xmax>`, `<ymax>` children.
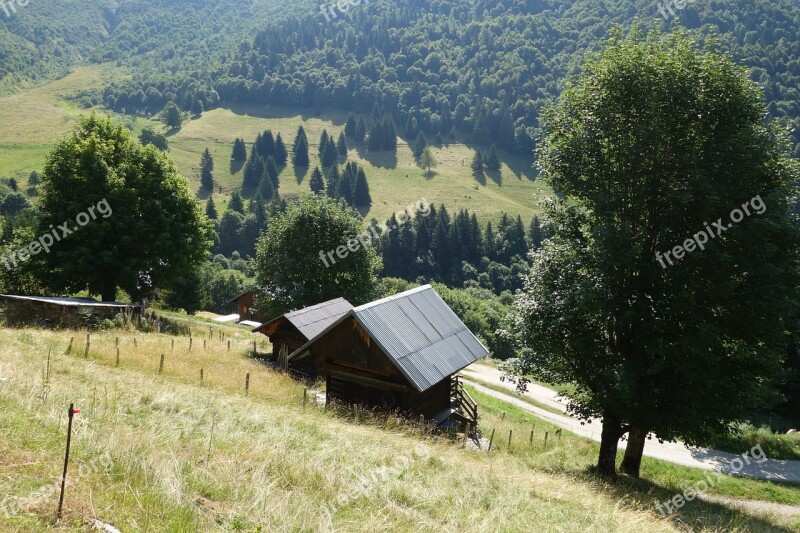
<box><xmin>91</xmin><ymin>0</ymin><xmax>800</xmax><ymax>155</ymax></box>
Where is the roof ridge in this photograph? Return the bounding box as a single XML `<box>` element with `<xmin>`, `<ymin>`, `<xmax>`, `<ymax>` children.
<box><xmin>353</xmin><ymin>284</ymin><xmax>432</xmax><ymax>312</ymax></box>
<box><xmin>286</xmin><ymin>297</ymin><xmax>350</xmax><ymax>317</ymax></box>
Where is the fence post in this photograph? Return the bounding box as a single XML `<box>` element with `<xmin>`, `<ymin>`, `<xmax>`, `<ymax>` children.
<box><xmin>544</xmin><ymin>432</ymin><xmax>548</xmax><ymax>448</ymax></box>
<box><xmin>66</xmin><ymin>337</ymin><xmax>73</xmax><ymax>354</ymax></box>
<box><xmin>57</xmin><ymin>404</ymin><xmax>79</xmax><ymax>520</ymax></box>
<box><xmin>83</xmin><ymin>334</ymin><xmax>90</xmax><ymax>358</ymax></box>
<box><xmin>487</xmin><ymin>428</ymin><xmax>496</xmax><ymax>453</ymax></box>
<box><xmin>508</xmin><ymin>429</ymin><xmax>513</xmax><ymax>450</ymax></box>
<box><xmin>245</xmin><ymin>373</ymin><xmax>250</xmax><ymax>395</ymax></box>
<box><xmin>200</xmin><ymin>368</ymin><xmax>204</xmax><ymax>385</ymax></box>
<box><xmin>159</xmin><ymin>354</ymin><xmax>164</xmax><ymax>374</ymax></box>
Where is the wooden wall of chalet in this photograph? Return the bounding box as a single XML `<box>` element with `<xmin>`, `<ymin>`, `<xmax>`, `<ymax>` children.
<box><xmin>266</xmin><ymin>320</ymin><xmax>316</xmax><ymax>377</ymax></box>
<box><xmin>306</xmin><ymin>317</ymin><xmax>451</xmax><ymax>418</ymax></box>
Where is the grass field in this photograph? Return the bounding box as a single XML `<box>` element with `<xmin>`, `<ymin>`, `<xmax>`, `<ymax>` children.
<box><xmin>0</xmin><ymin>68</ymin><xmax>551</xmax><ymax>225</ymax></box>
<box><xmin>0</xmin><ymin>319</ymin><xmax>798</xmax><ymax>532</ymax></box>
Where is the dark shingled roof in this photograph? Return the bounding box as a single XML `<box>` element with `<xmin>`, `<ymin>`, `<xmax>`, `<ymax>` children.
<box><xmin>290</xmin><ymin>285</ymin><xmax>489</xmax><ymax>392</ymax></box>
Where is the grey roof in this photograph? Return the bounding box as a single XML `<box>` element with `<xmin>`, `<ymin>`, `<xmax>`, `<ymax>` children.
<box><xmin>0</xmin><ymin>295</ymin><xmax>139</xmax><ymax>308</ymax></box>
<box><xmin>291</xmin><ymin>285</ymin><xmax>489</xmax><ymax>392</ymax></box>
<box><xmin>263</xmin><ymin>297</ymin><xmax>353</xmax><ymax>340</ymax></box>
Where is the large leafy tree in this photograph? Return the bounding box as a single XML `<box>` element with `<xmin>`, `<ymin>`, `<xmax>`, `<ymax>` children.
<box><xmin>254</xmin><ymin>194</ymin><xmax>380</xmax><ymax>318</ymax></box>
<box><xmin>37</xmin><ymin>113</ymin><xmax>214</xmax><ymax>302</ymax></box>
<box><xmin>507</xmin><ymin>31</ymin><xmax>800</xmax><ymax>479</ymax></box>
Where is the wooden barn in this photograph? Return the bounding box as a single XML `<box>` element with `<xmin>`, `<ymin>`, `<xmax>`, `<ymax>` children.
<box><xmin>253</xmin><ymin>297</ymin><xmax>353</xmax><ymax>377</ymax></box>
<box><xmin>225</xmin><ymin>289</ymin><xmax>265</xmax><ymax>323</ymax></box>
<box><xmin>288</xmin><ymin>285</ymin><xmax>485</xmax><ymax>428</ymax></box>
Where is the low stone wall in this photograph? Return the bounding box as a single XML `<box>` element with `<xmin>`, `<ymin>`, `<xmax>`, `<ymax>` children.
<box><xmin>1</xmin><ymin>300</ymin><xmax>125</xmax><ymax>328</ymax></box>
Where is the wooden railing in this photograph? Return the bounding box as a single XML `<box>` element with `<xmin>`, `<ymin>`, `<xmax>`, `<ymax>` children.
<box><xmin>451</xmin><ymin>374</ymin><xmax>478</xmax><ymax>427</ymax></box>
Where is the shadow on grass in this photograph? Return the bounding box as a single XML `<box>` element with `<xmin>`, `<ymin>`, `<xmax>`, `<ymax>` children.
<box><xmin>229</xmin><ymin>159</ymin><xmax>244</xmax><ymax>175</ymax></box>
<box><xmin>294</xmin><ymin>165</ymin><xmax>308</xmax><ymax>184</ymax></box>
<box><xmin>223</xmin><ymin>102</ymin><xmax>348</xmax><ymax>127</ymax></box>
<box><xmin>357</xmin><ymin>147</ymin><xmax>398</xmax><ymax>169</ymax></box>
<box><xmin>603</xmin><ymin>470</ymin><xmax>796</xmax><ymax>532</ymax></box>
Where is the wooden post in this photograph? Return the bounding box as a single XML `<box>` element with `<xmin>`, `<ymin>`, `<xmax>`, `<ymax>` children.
<box><xmin>159</xmin><ymin>354</ymin><xmax>164</xmax><ymax>374</ymax></box>
<box><xmin>115</xmin><ymin>346</ymin><xmax>120</xmax><ymax>367</ymax></box>
<box><xmin>66</xmin><ymin>336</ymin><xmax>73</xmax><ymax>354</ymax></box>
<box><xmin>245</xmin><ymin>373</ymin><xmax>250</xmax><ymax>395</ymax></box>
<box><xmin>508</xmin><ymin>429</ymin><xmax>513</xmax><ymax>450</ymax></box>
<box><xmin>303</xmin><ymin>388</ymin><xmax>307</xmax><ymax>409</ymax></box>
<box><xmin>227</xmin><ymin>340</ymin><xmax>230</xmax><ymax>352</ymax></box>
<box><xmin>134</xmin><ymin>337</ymin><xmax>137</xmax><ymax>348</ymax></box>
<box><xmin>189</xmin><ymin>337</ymin><xmax>192</xmax><ymax>350</ymax></box>
<box><xmin>488</xmin><ymin>428</ymin><xmax>496</xmax><ymax>453</ymax></box>
<box><xmin>200</xmin><ymin>368</ymin><xmax>204</xmax><ymax>385</ymax></box>
<box><xmin>171</xmin><ymin>339</ymin><xmax>174</xmax><ymax>351</ymax></box>
<box><xmin>57</xmin><ymin>404</ymin><xmax>79</xmax><ymax>520</ymax></box>
<box><xmin>544</xmin><ymin>432</ymin><xmax>548</xmax><ymax>448</ymax></box>
<box><xmin>500</xmin><ymin>412</ymin><xmax>505</xmax><ymax>421</ymax></box>
<box><xmin>45</xmin><ymin>348</ymin><xmax>51</xmax><ymax>383</ymax></box>
<box><xmin>83</xmin><ymin>334</ymin><xmax>90</xmax><ymax>358</ymax></box>
<box><xmin>253</xmin><ymin>341</ymin><xmax>257</xmax><ymax>357</ymax></box>
<box><xmin>529</xmin><ymin>429</ymin><xmax>534</xmax><ymax>446</ymax></box>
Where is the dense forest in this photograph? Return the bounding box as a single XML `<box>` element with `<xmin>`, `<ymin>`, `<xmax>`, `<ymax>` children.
<box><xmin>54</xmin><ymin>0</ymin><xmax>800</xmax><ymax>156</ymax></box>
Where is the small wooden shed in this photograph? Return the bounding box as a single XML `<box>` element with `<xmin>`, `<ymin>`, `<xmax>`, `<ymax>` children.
<box><xmin>288</xmin><ymin>285</ymin><xmax>486</xmax><ymax>427</ymax></box>
<box><xmin>253</xmin><ymin>297</ymin><xmax>353</xmax><ymax>377</ymax></box>
<box><xmin>225</xmin><ymin>289</ymin><xmax>265</xmax><ymax>323</ymax></box>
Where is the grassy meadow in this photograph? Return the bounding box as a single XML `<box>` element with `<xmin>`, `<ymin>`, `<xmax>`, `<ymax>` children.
<box><xmin>0</xmin><ymin>68</ymin><xmax>551</xmax><ymax>226</ymax></box>
<box><xmin>0</xmin><ymin>319</ymin><xmax>798</xmax><ymax>532</ymax></box>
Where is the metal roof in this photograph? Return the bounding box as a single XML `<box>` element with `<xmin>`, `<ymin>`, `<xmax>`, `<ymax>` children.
<box><xmin>0</xmin><ymin>295</ymin><xmax>140</xmax><ymax>308</ymax></box>
<box><xmin>282</xmin><ymin>297</ymin><xmax>354</xmax><ymax>339</ymax></box>
<box><xmin>291</xmin><ymin>285</ymin><xmax>488</xmax><ymax>392</ymax></box>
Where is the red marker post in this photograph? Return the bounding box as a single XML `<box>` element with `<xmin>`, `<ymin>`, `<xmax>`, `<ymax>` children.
<box><xmin>57</xmin><ymin>404</ymin><xmax>79</xmax><ymax>520</ymax></box>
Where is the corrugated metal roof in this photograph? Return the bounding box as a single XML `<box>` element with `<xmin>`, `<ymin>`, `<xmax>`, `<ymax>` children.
<box><xmin>294</xmin><ymin>285</ymin><xmax>488</xmax><ymax>392</ymax></box>
<box><xmin>284</xmin><ymin>297</ymin><xmax>353</xmax><ymax>339</ymax></box>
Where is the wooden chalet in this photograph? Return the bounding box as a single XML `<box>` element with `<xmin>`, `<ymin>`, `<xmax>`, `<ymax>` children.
<box><xmin>288</xmin><ymin>285</ymin><xmax>485</xmax><ymax>428</ymax></box>
<box><xmin>253</xmin><ymin>297</ymin><xmax>353</xmax><ymax>377</ymax></box>
<box><xmin>225</xmin><ymin>289</ymin><xmax>265</xmax><ymax>323</ymax></box>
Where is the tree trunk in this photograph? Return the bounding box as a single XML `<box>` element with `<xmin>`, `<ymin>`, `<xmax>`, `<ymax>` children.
<box><xmin>101</xmin><ymin>285</ymin><xmax>117</xmax><ymax>303</ymax></box>
<box><xmin>597</xmin><ymin>416</ymin><xmax>622</xmax><ymax>480</ymax></box>
<box><xmin>620</xmin><ymin>425</ymin><xmax>648</xmax><ymax>478</ymax></box>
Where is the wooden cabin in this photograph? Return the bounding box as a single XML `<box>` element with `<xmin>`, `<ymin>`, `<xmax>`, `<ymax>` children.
<box><xmin>288</xmin><ymin>285</ymin><xmax>486</xmax><ymax>428</ymax></box>
<box><xmin>253</xmin><ymin>297</ymin><xmax>353</xmax><ymax>378</ymax></box>
<box><xmin>225</xmin><ymin>289</ymin><xmax>265</xmax><ymax>323</ymax></box>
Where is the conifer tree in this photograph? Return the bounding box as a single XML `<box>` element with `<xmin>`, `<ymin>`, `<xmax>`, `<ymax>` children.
<box><xmin>356</xmin><ymin>116</ymin><xmax>367</xmax><ymax>141</ymax></box>
<box><xmin>293</xmin><ymin>129</ymin><xmax>309</xmax><ymax>167</ymax></box>
<box><xmin>274</xmin><ymin>133</ymin><xmax>288</xmax><ymax>166</ymax></box>
<box><xmin>265</xmin><ymin>155</ymin><xmax>279</xmax><ymax>190</ymax></box>
<box><xmin>200</xmin><ymin>148</ymin><xmax>214</xmax><ymax>191</ymax></box>
<box><xmin>231</xmin><ymin>138</ymin><xmax>247</xmax><ymax>161</ymax></box>
<box><xmin>471</xmin><ymin>151</ymin><xmax>484</xmax><ymax>176</ymax></box>
<box><xmin>326</xmin><ymin>164</ymin><xmax>340</xmax><ymax>197</ymax></box>
<box><xmin>322</xmin><ymin>138</ymin><xmax>338</xmax><ymax>167</ymax></box>
<box><xmin>229</xmin><ymin>191</ymin><xmax>244</xmax><ymax>214</ymax></box>
<box><xmin>353</xmin><ymin>167</ymin><xmax>371</xmax><ymax>206</ymax></box>
<box><xmin>345</xmin><ymin>113</ymin><xmax>358</xmax><ymax>137</ymax></box>
<box><xmin>205</xmin><ymin>196</ymin><xmax>218</xmax><ymax>220</ymax></box>
<box><xmin>337</xmin><ymin>132</ymin><xmax>348</xmax><ymax>157</ymax></box>
<box><xmin>309</xmin><ymin>166</ymin><xmax>324</xmax><ymax>194</ymax></box>
<box><xmin>485</xmin><ymin>144</ymin><xmax>500</xmax><ymax>171</ymax></box>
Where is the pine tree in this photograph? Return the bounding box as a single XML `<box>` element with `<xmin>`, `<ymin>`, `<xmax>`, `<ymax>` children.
<box><xmin>485</xmin><ymin>144</ymin><xmax>500</xmax><ymax>171</ymax></box>
<box><xmin>243</xmin><ymin>151</ymin><xmax>264</xmax><ymax>189</ymax></box>
<box><xmin>345</xmin><ymin>113</ymin><xmax>358</xmax><ymax>137</ymax></box>
<box><xmin>322</xmin><ymin>139</ymin><xmax>338</xmax><ymax>168</ymax></box>
<box><xmin>293</xmin><ymin>126</ymin><xmax>307</xmax><ymax>152</ymax></box>
<box><xmin>471</xmin><ymin>151</ymin><xmax>484</xmax><ymax>176</ymax></box>
<box><xmin>326</xmin><ymin>164</ymin><xmax>339</xmax><ymax>197</ymax></box>
<box><xmin>200</xmin><ymin>148</ymin><xmax>214</xmax><ymax>191</ymax></box>
<box><xmin>293</xmin><ymin>133</ymin><xmax>309</xmax><ymax>167</ymax></box>
<box><xmin>229</xmin><ymin>191</ymin><xmax>244</xmax><ymax>213</ymax></box>
<box><xmin>309</xmin><ymin>167</ymin><xmax>324</xmax><ymax>194</ymax></box>
<box><xmin>529</xmin><ymin>215</ymin><xmax>544</xmax><ymax>250</ymax></box>
<box><xmin>336</xmin><ymin>132</ymin><xmax>348</xmax><ymax>157</ymax></box>
<box><xmin>353</xmin><ymin>167</ymin><xmax>371</xmax><ymax>206</ymax></box>
<box><xmin>412</xmin><ymin>132</ymin><xmax>427</xmax><ymax>160</ymax></box>
<box><xmin>319</xmin><ymin>130</ymin><xmax>329</xmax><ymax>159</ymax></box>
<box><xmin>265</xmin><ymin>155</ymin><xmax>279</xmax><ymax>190</ymax></box>
<box><xmin>258</xmin><ymin>165</ymin><xmax>276</xmax><ymax>200</ymax></box>
<box><xmin>274</xmin><ymin>133</ymin><xmax>288</xmax><ymax>166</ymax></box>
<box><xmin>205</xmin><ymin>196</ymin><xmax>218</xmax><ymax>219</ymax></box>
<box><xmin>258</xmin><ymin>130</ymin><xmax>275</xmax><ymax>159</ymax></box>
<box><xmin>231</xmin><ymin>138</ymin><xmax>247</xmax><ymax>161</ymax></box>
<box><xmin>356</xmin><ymin>116</ymin><xmax>367</xmax><ymax>141</ymax></box>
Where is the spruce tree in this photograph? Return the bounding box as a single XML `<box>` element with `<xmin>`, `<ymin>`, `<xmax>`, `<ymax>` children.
<box><xmin>205</xmin><ymin>196</ymin><xmax>218</xmax><ymax>220</ymax></box>
<box><xmin>243</xmin><ymin>152</ymin><xmax>265</xmax><ymax>189</ymax></box>
<box><xmin>259</xmin><ymin>130</ymin><xmax>275</xmax><ymax>159</ymax></box>
<box><xmin>231</xmin><ymin>138</ymin><xmax>247</xmax><ymax>161</ymax></box>
<box><xmin>309</xmin><ymin>167</ymin><xmax>324</xmax><ymax>194</ymax></box>
<box><xmin>200</xmin><ymin>148</ymin><xmax>214</xmax><ymax>191</ymax></box>
<box><xmin>319</xmin><ymin>130</ymin><xmax>329</xmax><ymax>159</ymax></box>
<box><xmin>356</xmin><ymin>116</ymin><xmax>367</xmax><ymax>141</ymax></box>
<box><xmin>471</xmin><ymin>151</ymin><xmax>484</xmax><ymax>176</ymax></box>
<box><xmin>336</xmin><ymin>132</ymin><xmax>348</xmax><ymax>157</ymax></box>
<box><xmin>293</xmin><ymin>133</ymin><xmax>309</xmax><ymax>167</ymax></box>
<box><xmin>326</xmin><ymin>164</ymin><xmax>339</xmax><ymax>197</ymax></box>
<box><xmin>258</xmin><ymin>166</ymin><xmax>276</xmax><ymax>200</ymax></box>
<box><xmin>345</xmin><ymin>113</ymin><xmax>357</xmax><ymax>137</ymax></box>
<box><xmin>265</xmin><ymin>155</ymin><xmax>280</xmax><ymax>189</ymax></box>
<box><xmin>229</xmin><ymin>191</ymin><xmax>244</xmax><ymax>214</ymax></box>
<box><xmin>485</xmin><ymin>144</ymin><xmax>500</xmax><ymax>171</ymax></box>
<box><xmin>412</xmin><ymin>132</ymin><xmax>427</xmax><ymax>160</ymax></box>
<box><xmin>274</xmin><ymin>133</ymin><xmax>288</xmax><ymax>166</ymax></box>
<box><xmin>322</xmin><ymin>139</ymin><xmax>338</xmax><ymax>167</ymax></box>
<box><xmin>353</xmin><ymin>167</ymin><xmax>371</xmax><ymax>206</ymax></box>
